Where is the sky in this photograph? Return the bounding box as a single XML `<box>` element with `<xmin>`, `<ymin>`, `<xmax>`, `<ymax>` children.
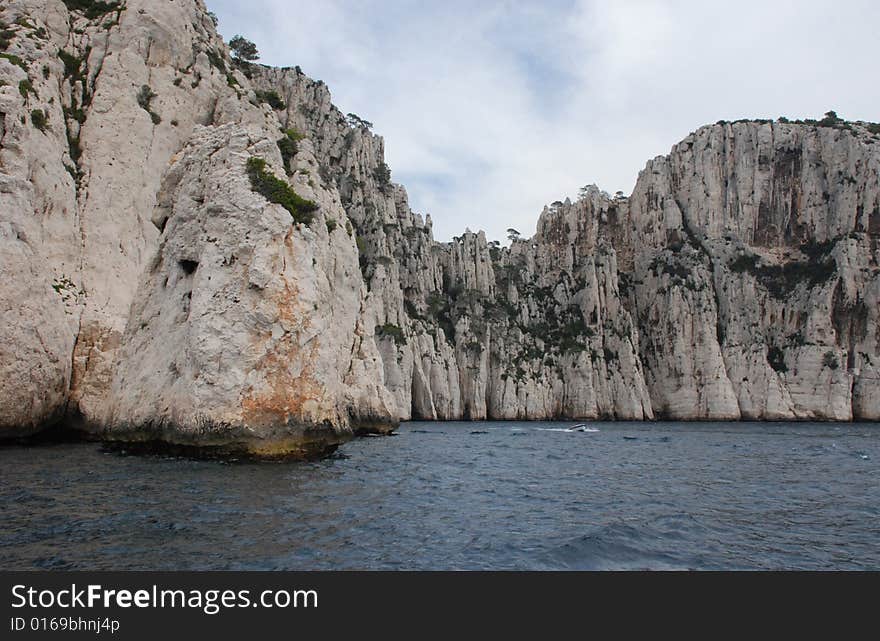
<box><xmin>207</xmin><ymin>0</ymin><xmax>880</xmax><ymax>242</ymax></box>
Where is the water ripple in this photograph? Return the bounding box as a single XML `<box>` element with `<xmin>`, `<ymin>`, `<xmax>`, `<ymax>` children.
<box><xmin>1</xmin><ymin>421</ymin><xmax>878</xmax><ymax>570</ymax></box>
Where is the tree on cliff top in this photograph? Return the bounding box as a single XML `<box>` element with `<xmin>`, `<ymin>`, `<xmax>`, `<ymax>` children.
<box><xmin>819</xmin><ymin>110</ymin><xmax>843</xmax><ymax>126</ymax></box>
<box><xmin>229</xmin><ymin>35</ymin><xmax>259</xmax><ymax>62</ymax></box>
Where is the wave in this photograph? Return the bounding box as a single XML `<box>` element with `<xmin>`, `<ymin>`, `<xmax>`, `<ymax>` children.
<box><xmin>544</xmin><ymin>522</ymin><xmax>698</xmax><ymax>571</ymax></box>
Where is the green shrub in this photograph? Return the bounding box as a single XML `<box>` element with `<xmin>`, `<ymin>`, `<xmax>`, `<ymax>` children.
<box><xmin>326</xmin><ymin>219</ymin><xmax>337</xmax><ymax>234</ymax></box>
<box><xmin>376</xmin><ymin>323</ymin><xmax>406</xmax><ymax>346</ymax></box>
<box><xmin>758</xmin><ymin>260</ymin><xmax>836</xmax><ymax>299</ymax></box>
<box><xmin>30</xmin><ymin>109</ymin><xmax>48</xmax><ymax>132</ymax></box>
<box><xmin>819</xmin><ymin>110</ymin><xmax>843</xmax><ymax>127</ymax></box>
<box><xmin>136</xmin><ymin>84</ymin><xmax>155</xmax><ymax>110</ymax></box>
<box><xmin>136</xmin><ymin>85</ymin><xmax>161</xmax><ymax>124</ymax></box>
<box><xmin>246</xmin><ymin>157</ymin><xmax>318</xmax><ymax>225</ymax></box>
<box><xmin>822</xmin><ymin>351</ymin><xmax>839</xmax><ymax>370</ymax></box>
<box><xmin>206</xmin><ymin>49</ymin><xmax>226</xmax><ymax>73</ymax></box>
<box><xmin>662</xmin><ymin>261</ymin><xmax>690</xmax><ymax>280</ymax></box>
<box><xmin>373</xmin><ymin>162</ymin><xmax>391</xmax><ymax>192</ymax></box>
<box><xmin>729</xmin><ymin>253</ymin><xmax>759</xmax><ymax>273</ymax></box>
<box><xmin>0</xmin><ymin>21</ymin><xmax>14</xmax><ymax>51</ymax></box>
<box><xmin>58</xmin><ymin>49</ymin><xmax>82</xmax><ymax>79</ymax></box>
<box><xmin>276</xmin><ymin>128</ymin><xmax>304</xmax><ymax>171</ymax></box>
<box><xmin>67</xmin><ymin>124</ymin><xmax>82</xmax><ymax>158</ymax></box>
<box><xmin>785</xmin><ymin>110</ymin><xmax>855</xmax><ymax>133</ymax></box>
<box><xmin>255</xmin><ymin>90</ymin><xmax>286</xmax><ymax>110</ymax></box>
<box><xmin>61</xmin><ymin>0</ymin><xmax>122</xmax><ymax>20</ymax></box>
<box><xmin>0</xmin><ymin>52</ymin><xmax>28</xmax><ymax>71</ymax></box>
<box><xmin>799</xmin><ymin>238</ymin><xmax>837</xmax><ymax>260</ymax></box>
<box><xmin>767</xmin><ymin>346</ymin><xmax>787</xmax><ymax>373</ymax></box>
<box><xmin>19</xmin><ymin>79</ymin><xmax>36</xmax><ymax>99</ymax></box>
<box><xmin>63</xmin><ymin>105</ymin><xmax>85</xmax><ymax>123</ymax></box>
<box><xmin>728</xmin><ymin>250</ymin><xmax>835</xmax><ymax>299</ymax></box>
<box><xmin>559</xmin><ymin>334</ymin><xmax>586</xmax><ymax>355</ymax></box>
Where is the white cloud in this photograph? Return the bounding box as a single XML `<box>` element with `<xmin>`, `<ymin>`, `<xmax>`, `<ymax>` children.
<box><xmin>208</xmin><ymin>0</ymin><xmax>880</xmax><ymax>241</ymax></box>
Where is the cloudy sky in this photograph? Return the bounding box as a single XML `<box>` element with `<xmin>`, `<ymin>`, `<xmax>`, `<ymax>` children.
<box><xmin>208</xmin><ymin>0</ymin><xmax>880</xmax><ymax>242</ymax></box>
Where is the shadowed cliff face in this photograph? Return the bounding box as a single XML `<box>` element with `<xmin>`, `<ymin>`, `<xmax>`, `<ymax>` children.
<box><xmin>1</xmin><ymin>1</ymin><xmax>879</xmax><ymax>455</ymax></box>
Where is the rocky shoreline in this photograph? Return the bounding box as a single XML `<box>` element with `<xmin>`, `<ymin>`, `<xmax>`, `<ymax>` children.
<box><xmin>1</xmin><ymin>0</ymin><xmax>879</xmax><ymax>459</ymax></box>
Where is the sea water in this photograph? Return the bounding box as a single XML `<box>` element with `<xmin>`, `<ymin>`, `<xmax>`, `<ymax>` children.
<box><xmin>2</xmin><ymin>421</ymin><xmax>878</xmax><ymax>570</ymax></box>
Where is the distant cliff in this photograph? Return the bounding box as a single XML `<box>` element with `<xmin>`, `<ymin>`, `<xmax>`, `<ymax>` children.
<box><xmin>2</xmin><ymin>0</ymin><xmax>878</xmax><ymax>457</ymax></box>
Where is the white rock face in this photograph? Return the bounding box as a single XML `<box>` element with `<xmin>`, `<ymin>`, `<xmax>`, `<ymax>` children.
<box><xmin>105</xmin><ymin>125</ymin><xmax>395</xmax><ymax>455</ymax></box>
<box><xmin>254</xmin><ymin>69</ymin><xmax>655</xmax><ymax>422</ymax></box>
<box><xmin>62</xmin><ymin>0</ymin><xmax>265</xmax><ymax>427</ymax></box>
<box><xmin>1</xmin><ymin>1</ymin><xmax>879</xmax><ymax>453</ymax></box>
<box><xmin>0</xmin><ymin>0</ymin><xmax>81</xmax><ymax>436</ymax></box>
<box><xmin>626</xmin><ymin>120</ymin><xmax>880</xmax><ymax>420</ymax></box>
<box><xmin>1</xmin><ymin>0</ymin><xmax>253</xmax><ymax>434</ymax></box>
<box><xmin>0</xmin><ymin>0</ymin><xmax>396</xmax><ymax>451</ymax></box>
<box><xmin>259</xmin><ymin>69</ymin><xmax>880</xmax><ymax>424</ymax></box>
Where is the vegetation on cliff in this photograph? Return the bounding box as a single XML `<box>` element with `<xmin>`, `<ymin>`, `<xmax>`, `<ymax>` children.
<box><xmin>246</xmin><ymin>157</ymin><xmax>319</xmax><ymax>225</ymax></box>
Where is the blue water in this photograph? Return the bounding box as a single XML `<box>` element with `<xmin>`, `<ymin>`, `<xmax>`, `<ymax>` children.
<box><xmin>1</xmin><ymin>421</ymin><xmax>879</xmax><ymax>570</ymax></box>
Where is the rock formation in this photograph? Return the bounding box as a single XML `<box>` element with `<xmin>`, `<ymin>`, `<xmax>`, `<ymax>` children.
<box><xmin>1</xmin><ymin>0</ymin><xmax>878</xmax><ymax>456</ymax></box>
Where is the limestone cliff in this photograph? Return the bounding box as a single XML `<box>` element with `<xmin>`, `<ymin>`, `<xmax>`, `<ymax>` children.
<box><xmin>1</xmin><ymin>0</ymin><xmax>878</xmax><ymax>456</ymax></box>
<box><xmin>626</xmin><ymin>118</ymin><xmax>880</xmax><ymax>420</ymax></box>
<box><xmin>253</xmin><ymin>66</ymin><xmax>880</xmax><ymax>424</ymax></box>
<box><xmin>0</xmin><ymin>0</ymin><xmax>394</xmax><ymax>454</ymax></box>
<box><xmin>254</xmin><ymin>67</ymin><xmax>654</xmax><ymax>422</ymax></box>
